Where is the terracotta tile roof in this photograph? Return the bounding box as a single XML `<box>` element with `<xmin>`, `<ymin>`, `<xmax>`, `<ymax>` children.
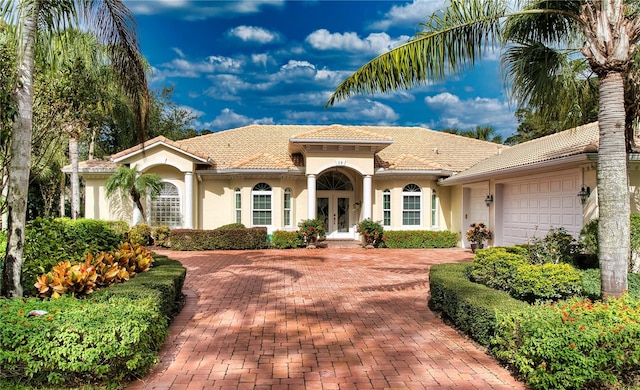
<box><xmin>442</xmin><ymin>122</ymin><xmax>599</xmax><ymax>183</ymax></box>
<box><xmin>111</xmin><ymin>135</ymin><xmax>210</xmax><ymax>162</ymax></box>
<box><xmin>176</xmin><ymin>124</ymin><xmax>505</xmax><ymax>172</ymax></box>
<box><xmin>62</xmin><ymin>159</ymin><xmax>118</xmax><ymax>173</ymax></box>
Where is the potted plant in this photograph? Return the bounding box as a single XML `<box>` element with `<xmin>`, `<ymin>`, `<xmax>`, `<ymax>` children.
<box><xmin>356</xmin><ymin>219</ymin><xmax>385</xmax><ymax>248</ymax></box>
<box><xmin>466</xmin><ymin>222</ymin><xmax>493</xmax><ymax>252</ymax></box>
<box><xmin>298</xmin><ymin>219</ymin><xmax>326</xmax><ymax>248</ymax></box>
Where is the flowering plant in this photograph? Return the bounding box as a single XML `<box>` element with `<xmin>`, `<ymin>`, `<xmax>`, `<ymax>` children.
<box><xmin>466</xmin><ymin>222</ymin><xmax>493</xmax><ymax>245</ymax></box>
<box><xmin>356</xmin><ymin>219</ymin><xmax>385</xmax><ymax>248</ymax></box>
<box><xmin>298</xmin><ymin>219</ymin><xmax>326</xmax><ymax>245</ymax></box>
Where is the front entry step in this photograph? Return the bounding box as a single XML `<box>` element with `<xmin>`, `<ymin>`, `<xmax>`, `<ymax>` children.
<box><xmin>323</xmin><ymin>239</ymin><xmax>361</xmax><ymax>249</ymax></box>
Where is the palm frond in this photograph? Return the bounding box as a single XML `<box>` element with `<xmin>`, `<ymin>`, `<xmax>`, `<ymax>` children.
<box><xmin>325</xmin><ymin>0</ymin><xmax>508</xmax><ymax>107</ymax></box>
<box><xmin>504</xmin><ymin>0</ymin><xmax>582</xmax><ymax>46</ymax></box>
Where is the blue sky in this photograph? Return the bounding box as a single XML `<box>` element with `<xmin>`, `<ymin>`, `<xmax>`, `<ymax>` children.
<box><xmin>123</xmin><ymin>0</ymin><xmax>518</xmax><ymax>138</ymax></box>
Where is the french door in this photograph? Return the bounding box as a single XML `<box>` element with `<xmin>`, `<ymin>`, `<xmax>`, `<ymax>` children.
<box><xmin>317</xmin><ymin>195</ymin><xmax>352</xmax><ymax>239</ymax></box>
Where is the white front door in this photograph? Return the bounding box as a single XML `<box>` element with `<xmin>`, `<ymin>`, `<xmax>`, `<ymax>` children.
<box><xmin>317</xmin><ymin>194</ymin><xmax>353</xmax><ymax>239</ymax></box>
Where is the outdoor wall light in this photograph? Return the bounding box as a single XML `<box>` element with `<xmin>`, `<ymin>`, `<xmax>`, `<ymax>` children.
<box><xmin>484</xmin><ymin>194</ymin><xmax>494</xmax><ymax>207</ymax></box>
<box><xmin>578</xmin><ymin>186</ymin><xmax>591</xmax><ymax>205</ymax></box>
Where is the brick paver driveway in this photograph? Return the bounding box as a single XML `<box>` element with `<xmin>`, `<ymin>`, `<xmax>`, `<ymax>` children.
<box><xmin>129</xmin><ymin>248</ymin><xmax>524</xmax><ymax>390</ymax></box>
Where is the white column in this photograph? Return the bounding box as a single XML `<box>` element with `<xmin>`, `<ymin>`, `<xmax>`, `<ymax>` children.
<box><xmin>307</xmin><ymin>174</ymin><xmax>316</xmax><ymax>219</ymax></box>
<box><xmin>184</xmin><ymin>172</ymin><xmax>194</xmax><ymax>229</ymax></box>
<box><xmin>363</xmin><ymin>175</ymin><xmax>372</xmax><ymax>220</ymax></box>
<box><xmin>133</xmin><ymin>205</ymin><xmax>143</xmax><ymax>226</ymax></box>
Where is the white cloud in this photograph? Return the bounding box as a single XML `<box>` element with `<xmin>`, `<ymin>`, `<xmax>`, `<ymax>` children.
<box><xmin>424</xmin><ymin>92</ymin><xmax>516</xmax><ymax>135</ymax></box>
<box><xmin>172</xmin><ymin>47</ymin><xmax>186</xmax><ymax>58</ymax></box>
<box><xmin>203</xmin><ymin>75</ymin><xmax>255</xmax><ymax>101</ymax></box>
<box><xmin>124</xmin><ymin>0</ymin><xmax>284</xmax><ymax>20</ymax></box>
<box><xmin>305</xmin><ymin>29</ymin><xmax>409</xmax><ymax>55</ymax></box>
<box><xmin>227</xmin><ymin>26</ymin><xmax>282</xmax><ymax>44</ymax></box>
<box><xmin>370</xmin><ymin>0</ymin><xmax>446</xmax><ymax>30</ymax></box>
<box><xmin>251</xmin><ymin>53</ymin><xmax>271</xmax><ymax>67</ymax></box>
<box><xmin>157</xmin><ymin>56</ymin><xmax>245</xmax><ymax>79</ymax></box>
<box><xmin>290</xmin><ymin>98</ymin><xmax>399</xmax><ymax>125</ymax></box>
<box><xmin>202</xmin><ymin>108</ymin><xmax>274</xmax><ymax>130</ymax></box>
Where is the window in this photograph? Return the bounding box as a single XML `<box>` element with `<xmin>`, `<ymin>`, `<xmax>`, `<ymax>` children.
<box><xmin>235</xmin><ymin>188</ymin><xmax>242</xmax><ymax>224</ymax></box>
<box><xmin>150</xmin><ymin>182</ymin><xmax>181</xmax><ymax>228</ymax></box>
<box><xmin>431</xmin><ymin>189</ymin><xmax>438</xmax><ymax>227</ymax></box>
<box><xmin>252</xmin><ymin>183</ymin><xmax>272</xmax><ymax>226</ymax></box>
<box><xmin>383</xmin><ymin>189</ymin><xmax>391</xmax><ymax>226</ymax></box>
<box><xmin>317</xmin><ymin>171</ymin><xmax>353</xmax><ymax>191</ymax></box>
<box><xmin>402</xmin><ymin>184</ymin><xmax>421</xmax><ymax>226</ymax></box>
<box><xmin>284</xmin><ymin>188</ymin><xmax>292</xmax><ymax>227</ymax></box>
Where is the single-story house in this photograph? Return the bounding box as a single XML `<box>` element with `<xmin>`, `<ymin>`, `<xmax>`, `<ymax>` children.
<box><xmin>72</xmin><ymin>122</ymin><xmax>640</xmax><ymax>247</ymax></box>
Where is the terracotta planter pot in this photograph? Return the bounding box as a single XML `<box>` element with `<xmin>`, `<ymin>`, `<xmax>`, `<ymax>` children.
<box><xmin>470</xmin><ymin>243</ymin><xmax>484</xmax><ymax>253</ymax></box>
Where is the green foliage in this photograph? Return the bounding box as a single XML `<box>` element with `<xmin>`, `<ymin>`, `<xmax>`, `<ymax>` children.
<box><xmin>297</xmin><ymin>219</ymin><xmax>326</xmax><ymax>244</ymax></box>
<box><xmin>169</xmin><ymin>227</ymin><xmax>268</xmax><ymax>250</ymax></box>
<box><xmin>510</xmin><ymin>263</ymin><xmax>582</xmax><ymax>302</ymax></box>
<box><xmin>271</xmin><ymin>230</ymin><xmax>304</xmax><ymax>249</ymax></box>
<box><xmin>152</xmin><ymin>226</ymin><xmax>171</xmax><ymax>248</ymax></box>
<box><xmin>128</xmin><ymin>224</ymin><xmax>153</xmax><ymax>246</ymax></box>
<box><xmin>0</xmin><ymin>256</ymin><xmax>185</xmax><ymax>387</ymax></box>
<box><xmin>581</xmin><ymin>269</ymin><xmax>640</xmax><ymax>300</ymax></box>
<box><xmin>470</xmin><ymin>247</ymin><xmax>582</xmax><ymax>303</ymax></box>
<box><xmin>429</xmin><ymin>262</ymin><xmax>529</xmax><ymax>346</ymax></box>
<box><xmin>527</xmin><ymin>227</ymin><xmax>578</xmax><ymax>265</ymax></box>
<box><xmin>217</xmin><ymin>223</ymin><xmax>245</xmax><ymax>230</ymax></box>
<box><xmin>356</xmin><ymin>219</ymin><xmax>384</xmax><ymax>247</ymax></box>
<box><xmin>383</xmin><ymin>230</ymin><xmax>458</xmax><ymax>248</ymax></box>
<box><xmin>578</xmin><ymin>219</ymin><xmax>599</xmax><ymax>256</ymax></box>
<box><xmin>492</xmin><ymin>295</ymin><xmax>640</xmax><ymax>390</ymax></box>
<box><xmin>22</xmin><ymin>218</ymin><xmax>125</xmax><ymax>296</ymax></box>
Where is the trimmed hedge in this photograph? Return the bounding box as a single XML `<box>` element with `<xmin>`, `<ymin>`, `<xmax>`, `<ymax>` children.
<box><xmin>429</xmin><ymin>262</ymin><xmax>529</xmax><ymax>346</ymax></box>
<box><xmin>169</xmin><ymin>227</ymin><xmax>268</xmax><ymax>250</ymax></box>
<box><xmin>271</xmin><ymin>230</ymin><xmax>304</xmax><ymax>249</ymax></box>
<box><xmin>0</xmin><ymin>255</ymin><xmax>186</xmax><ymax>387</ymax></box>
<box><xmin>383</xmin><ymin>230</ymin><xmax>458</xmax><ymax>248</ymax></box>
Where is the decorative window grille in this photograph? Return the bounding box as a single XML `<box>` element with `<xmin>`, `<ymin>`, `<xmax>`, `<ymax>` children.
<box><xmin>252</xmin><ymin>183</ymin><xmax>272</xmax><ymax>226</ymax></box>
<box><xmin>150</xmin><ymin>182</ymin><xmax>181</xmax><ymax>228</ymax></box>
<box><xmin>402</xmin><ymin>184</ymin><xmax>421</xmax><ymax>226</ymax></box>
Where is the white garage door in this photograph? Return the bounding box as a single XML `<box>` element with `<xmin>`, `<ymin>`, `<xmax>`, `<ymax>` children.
<box><xmin>501</xmin><ymin>171</ymin><xmax>582</xmax><ymax>246</ymax></box>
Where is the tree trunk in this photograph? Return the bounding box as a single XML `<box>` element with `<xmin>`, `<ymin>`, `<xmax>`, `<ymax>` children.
<box><xmin>69</xmin><ymin>134</ymin><xmax>79</xmax><ymax>220</ymax></box>
<box><xmin>2</xmin><ymin>0</ymin><xmax>40</xmax><ymax>298</ymax></box>
<box><xmin>597</xmin><ymin>71</ymin><xmax>630</xmax><ymax>297</ymax></box>
<box><xmin>59</xmin><ymin>171</ymin><xmax>65</xmax><ymax>217</ymax></box>
<box><xmin>88</xmin><ymin>127</ymin><xmax>96</xmax><ymax>160</ymax></box>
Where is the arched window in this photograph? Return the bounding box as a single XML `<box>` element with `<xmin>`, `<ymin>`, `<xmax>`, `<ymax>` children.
<box><xmin>284</xmin><ymin>188</ymin><xmax>292</xmax><ymax>227</ymax></box>
<box><xmin>150</xmin><ymin>182</ymin><xmax>181</xmax><ymax>228</ymax></box>
<box><xmin>383</xmin><ymin>189</ymin><xmax>391</xmax><ymax>226</ymax></box>
<box><xmin>402</xmin><ymin>184</ymin><xmax>421</xmax><ymax>226</ymax></box>
<box><xmin>317</xmin><ymin>171</ymin><xmax>353</xmax><ymax>191</ymax></box>
<box><xmin>235</xmin><ymin>188</ymin><xmax>242</xmax><ymax>224</ymax></box>
<box><xmin>252</xmin><ymin>183</ymin><xmax>272</xmax><ymax>226</ymax></box>
<box><xmin>431</xmin><ymin>189</ymin><xmax>438</xmax><ymax>227</ymax></box>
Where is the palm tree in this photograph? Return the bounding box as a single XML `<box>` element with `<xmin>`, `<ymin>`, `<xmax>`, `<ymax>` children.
<box><xmin>1</xmin><ymin>0</ymin><xmax>148</xmax><ymax>297</ymax></box>
<box><xmin>106</xmin><ymin>165</ymin><xmax>163</xmax><ymax>223</ymax></box>
<box><xmin>326</xmin><ymin>0</ymin><xmax>640</xmax><ymax>297</ymax></box>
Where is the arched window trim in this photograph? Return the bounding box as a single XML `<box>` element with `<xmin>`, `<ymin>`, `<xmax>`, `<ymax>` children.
<box><xmin>150</xmin><ymin>181</ymin><xmax>182</xmax><ymax>228</ymax></box>
<box><xmin>382</xmin><ymin>189</ymin><xmax>391</xmax><ymax>226</ymax></box>
<box><xmin>235</xmin><ymin>188</ymin><xmax>242</xmax><ymax>224</ymax></box>
<box><xmin>252</xmin><ymin>182</ymin><xmax>273</xmax><ymax>226</ymax></box>
<box><xmin>284</xmin><ymin>188</ymin><xmax>292</xmax><ymax>227</ymax></box>
<box><xmin>317</xmin><ymin>171</ymin><xmax>353</xmax><ymax>191</ymax></box>
<box><xmin>431</xmin><ymin>189</ymin><xmax>438</xmax><ymax>228</ymax></box>
<box><xmin>402</xmin><ymin>183</ymin><xmax>422</xmax><ymax>227</ymax></box>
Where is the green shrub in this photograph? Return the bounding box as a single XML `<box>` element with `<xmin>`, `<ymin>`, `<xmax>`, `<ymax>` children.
<box><xmin>0</xmin><ymin>256</ymin><xmax>185</xmax><ymax>387</ymax></box>
<box><xmin>356</xmin><ymin>219</ymin><xmax>384</xmax><ymax>247</ymax></box>
<box><xmin>579</xmin><ymin>219</ymin><xmax>599</xmax><ymax>256</ymax></box>
<box><xmin>469</xmin><ymin>248</ymin><xmax>528</xmax><ymax>291</ymax></box>
<box><xmin>271</xmin><ymin>230</ymin><xmax>304</xmax><ymax>249</ymax></box>
<box><xmin>152</xmin><ymin>226</ymin><xmax>171</xmax><ymax>247</ymax></box>
<box><xmin>22</xmin><ymin>218</ymin><xmax>125</xmax><ymax>296</ymax></box>
<box><xmin>578</xmin><ymin>213</ymin><xmax>640</xmax><ymax>269</ymax></box>
<box><xmin>429</xmin><ymin>262</ymin><xmax>529</xmax><ymax>346</ymax></box>
<box><xmin>510</xmin><ymin>263</ymin><xmax>582</xmax><ymax>302</ymax></box>
<box><xmin>526</xmin><ymin>227</ymin><xmax>578</xmax><ymax>265</ymax></box>
<box><xmin>128</xmin><ymin>224</ymin><xmax>153</xmax><ymax>246</ymax></box>
<box><xmin>581</xmin><ymin>269</ymin><xmax>640</xmax><ymax>300</ymax></box>
<box><xmin>298</xmin><ymin>219</ymin><xmax>326</xmax><ymax>245</ymax></box>
<box><xmin>383</xmin><ymin>230</ymin><xmax>458</xmax><ymax>248</ymax></box>
<box><xmin>218</xmin><ymin>223</ymin><xmax>245</xmax><ymax>230</ymax></box>
<box><xmin>492</xmin><ymin>295</ymin><xmax>640</xmax><ymax>390</ymax></box>
<box><xmin>169</xmin><ymin>227</ymin><xmax>268</xmax><ymax>250</ymax></box>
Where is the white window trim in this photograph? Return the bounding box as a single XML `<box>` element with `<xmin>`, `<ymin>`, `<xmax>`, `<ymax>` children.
<box><xmin>283</xmin><ymin>188</ymin><xmax>292</xmax><ymax>227</ymax></box>
<box><xmin>149</xmin><ymin>181</ymin><xmax>183</xmax><ymax>228</ymax></box>
<box><xmin>251</xmin><ymin>183</ymin><xmax>273</xmax><ymax>227</ymax></box>
<box><xmin>402</xmin><ymin>184</ymin><xmax>422</xmax><ymax>227</ymax></box>
<box><xmin>234</xmin><ymin>188</ymin><xmax>242</xmax><ymax>225</ymax></box>
<box><xmin>382</xmin><ymin>189</ymin><xmax>391</xmax><ymax>227</ymax></box>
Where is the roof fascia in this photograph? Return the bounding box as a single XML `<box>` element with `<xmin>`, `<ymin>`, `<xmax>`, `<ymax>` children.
<box><xmin>374</xmin><ymin>169</ymin><xmax>453</xmax><ymax>177</ymax></box>
<box><xmin>439</xmin><ymin>153</ymin><xmax>595</xmax><ymax>186</ymax></box>
<box><xmin>196</xmin><ymin>168</ymin><xmax>305</xmax><ymax>176</ymax></box>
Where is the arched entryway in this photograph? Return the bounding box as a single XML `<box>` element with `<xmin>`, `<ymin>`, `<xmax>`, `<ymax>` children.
<box><xmin>316</xmin><ymin>169</ymin><xmax>356</xmax><ymax>239</ymax></box>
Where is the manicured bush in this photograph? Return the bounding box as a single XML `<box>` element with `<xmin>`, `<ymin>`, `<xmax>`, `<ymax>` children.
<box><xmin>271</xmin><ymin>230</ymin><xmax>304</xmax><ymax>249</ymax></box>
<box><xmin>429</xmin><ymin>262</ymin><xmax>529</xmax><ymax>346</ymax></box>
<box><xmin>169</xmin><ymin>227</ymin><xmax>268</xmax><ymax>250</ymax></box>
<box><xmin>152</xmin><ymin>225</ymin><xmax>171</xmax><ymax>248</ymax></box>
<box><xmin>218</xmin><ymin>223</ymin><xmax>245</xmax><ymax>230</ymax></box>
<box><xmin>526</xmin><ymin>227</ymin><xmax>578</xmax><ymax>265</ymax></box>
<box><xmin>383</xmin><ymin>230</ymin><xmax>458</xmax><ymax>248</ymax></box>
<box><xmin>0</xmin><ymin>256</ymin><xmax>185</xmax><ymax>387</ymax></box>
<box><xmin>22</xmin><ymin>218</ymin><xmax>126</xmax><ymax>296</ymax></box>
<box><xmin>510</xmin><ymin>263</ymin><xmax>582</xmax><ymax>302</ymax></box>
<box><xmin>581</xmin><ymin>269</ymin><xmax>640</xmax><ymax>300</ymax></box>
<box><xmin>492</xmin><ymin>295</ymin><xmax>640</xmax><ymax>389</ymax></box>
<box><xmin>469</xmin><ymin>248</ymin><xmax>528</xmax><ymax>291</ymax></box>
<box><xmin>128</xmin><ymin>223</ymin><xmax>153</xmax><ymax>246</ymax></box>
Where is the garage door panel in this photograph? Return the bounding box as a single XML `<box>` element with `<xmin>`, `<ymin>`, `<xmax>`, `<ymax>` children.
<box><xmin>502</xmin><ymin>172</ymin><xmax>582</xmax><ymax>246</ymax></box>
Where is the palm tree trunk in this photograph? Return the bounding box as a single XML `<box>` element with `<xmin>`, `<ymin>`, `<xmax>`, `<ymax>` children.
<box><xmin>2</xmin><ymin>0</ymin><xmax>40</xmax><ymax>298</ymax></box>
<box><xmin>597</xmin><ymin>71</ymin><xmax>630</xmax><ymax>297</ymax></box>
<box><xmin>69</xmin><ymin>133</ymin><xmax>79</xmax><ymax>220</ymax></box>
